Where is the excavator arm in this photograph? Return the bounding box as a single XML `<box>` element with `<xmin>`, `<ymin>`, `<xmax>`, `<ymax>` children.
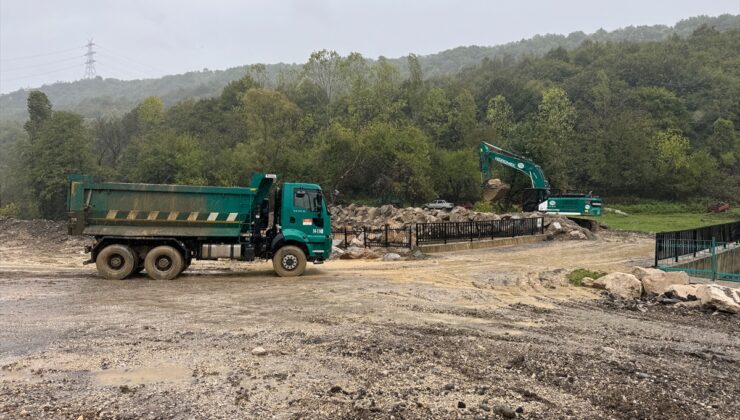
<box><xmin>478</xmin><ymin>142</ymin><xmax>550</xmax><ymax>189</ymax></box>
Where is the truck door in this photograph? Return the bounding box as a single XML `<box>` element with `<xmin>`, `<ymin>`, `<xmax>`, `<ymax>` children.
<box><xmin>282</xmin><ymin>186</ymin><xmax>328</xmax><ymax>245</ymax></box>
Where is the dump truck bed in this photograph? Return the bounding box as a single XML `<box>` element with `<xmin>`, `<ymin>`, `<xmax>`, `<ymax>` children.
<box><xmin>68</xmin><ymin>174</ymin><xmax>273</xmax><ymax>238</ymax></box>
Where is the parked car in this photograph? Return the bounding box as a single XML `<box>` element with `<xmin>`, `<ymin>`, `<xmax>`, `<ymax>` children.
<box><xmin>423</xmin><ymin>199</ymin><xmax>454</xmax><ymax>210</ymax></box>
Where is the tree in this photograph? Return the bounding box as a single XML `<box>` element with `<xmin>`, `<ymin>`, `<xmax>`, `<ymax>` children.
<box><xmin>707</xmin><ymin>118</ymin><xmax>737</xmax><ymax>165</ymax></box>
<box><xmin>529</xmin><ymin>87</ymin><xmax>576</xmax><ymax>190</ymax></box>
<box><xmin>449</xmin><ymin>90</ymin><xmax>476</xmax><ymax>147</ymax></box>
<box><xmin>303</xmin><ymin>50</ymin><xmax>343</xmax><ymax>103</ymax></box>
<box><xmin>137</xmin><ymin>96</ymin><xmax>165</xmax><ymax>132</ymax></box>
<box><xmin>128</xmin><ymin>129</ymin><xmax>206</xmax><ymax>185</ymax></box>
<box><xmin>27</xmin><ymin>112</ymin><xmax>95</xmax><ymax>219</ymax></box>
<box><xmin>23</xmin><ymin>91</ymin><xmax>52</xmax><ymax>141</ymax></box>
<box><xmin>357</xmin><ymin>123</ymin><xmax>434</xmax><ymax>205</ymax></box>
<box><xmin>420</xmin><ymin>87</ymin><xmax>452</xmax><ymax>147</ymax></box>
<box><xmin>431</xmin><ymin>149</ymin><xmax>480</xmax><ymax>201</ymax></box>
<box><xmin>243</xmin><ymin>88</ymin><xmax>301</xmax><ymax>174</ymax></box>
<box><xmin>406</xmin><ymin>53</ymin><xmax>425</xmax><ymax>118</ymax></box>
<box><xmin>486</xmin><ymin>95</ymin><xmax>514</xmax><ymax>143</ymax></box>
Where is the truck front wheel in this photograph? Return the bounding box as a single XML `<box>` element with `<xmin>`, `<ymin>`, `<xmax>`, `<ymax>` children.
<box><xmin>272</xmin><ymin>245</ymin><xmax>307</xmax><ymax>277</ymax></box>
<box><xmin>96</xmin><ymin>244</ymin><xmax>136</xmax><ymax>280</ymax></box>
<box><xmin>144</xmin><ymin>246</ymin><xmax>184</xmax><ymax>280</ymax></box>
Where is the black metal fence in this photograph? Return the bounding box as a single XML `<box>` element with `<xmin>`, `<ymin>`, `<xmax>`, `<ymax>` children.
<box><xmin>332</xmin><ymin>225</ymin><xmax>413</xmax><ymax>249</ymax></box>
<box><xmin>365</xmin><ymin>225</ymin><xmax>413</xmax><ymax>248</ymax></box>
<box><xmin>415</xmin><ymin>217</ymin><xmax>544</xmax><ymax>245</ymax></box>
<box><xmin>655</xmin><ymin>221</ymin><xmax>740</xmax><ymax>265</ymax></box>
<box><xmin>332</xmin><ymin>217</ymin><xmax>544</xmax><ymax>249</ymax></box>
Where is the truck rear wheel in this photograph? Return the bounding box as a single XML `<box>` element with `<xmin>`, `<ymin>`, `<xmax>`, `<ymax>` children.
<box><xmin>272</xmin><ymin>245</ymin><xmax>306</xmax><ymax>277</ymax></box>
<box><xmin>96</xmin><ymin>244</ymin><xmax>136</xmax><ymax>280</ymax></box>
<box><xmin>144</xmin><ymin>246</ymin><xmax>184</xmax><ymax>280</ymax></box>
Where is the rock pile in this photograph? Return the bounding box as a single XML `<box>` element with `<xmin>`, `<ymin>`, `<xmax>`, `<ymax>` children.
<box><xmin>329</xmin><ymin>204</ymin><xmax>593</xmax><ymax>241</ymax></box>
<box><xmin>584</xmin><ymin>266</ymin><xmax>739</xmax><ymax>314</ymax></box>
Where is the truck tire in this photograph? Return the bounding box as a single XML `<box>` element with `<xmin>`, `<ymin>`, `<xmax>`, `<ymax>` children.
<box><xmin>144</xmin><ymin>245</ymin><xmax>184</xmax><ymax>280</ymax></box>
<box><xmin>272</xmin><ymin>245</ymin><xmax>307</xmax><ymax>277</ymax></box>
<box><xmin>96</xmin><ymin>244</ymin><xmax>136</xmax><ymax>280</ymax></box>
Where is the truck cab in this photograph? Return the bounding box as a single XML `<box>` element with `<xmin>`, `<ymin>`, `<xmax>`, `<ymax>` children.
<box><xmin>271</xmin><ymin>183</ymin><xmax>332</xmax><ymax>271</ymax></box>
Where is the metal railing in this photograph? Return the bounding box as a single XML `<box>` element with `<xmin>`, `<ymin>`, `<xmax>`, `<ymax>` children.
<box><xmin>415</xmin><ymin>217</ymin><xmax>544</xmax><ymax>245</ymax></box>
<box><xmin>655</xmin><ymin>221</ymin><xmax>740</xmax><ymax>282</ymax></box>
<box><xmin>332</xmin><ymin>217</ymin><xmax>545</xmax><ymax>249</ymax></box>
<box><xmin>654</xmin><ymin>221</ymin><xmax>740</xmax><ymax>265</ymax></box>
<box><xmin>656</xmin><ymin>239</ymin><xmax>740</xmax><ymax>282</ymax></box>
<box><xmin>332</xmin><ymin>225</ymin><xmax>413</xmax><ymax>249</ymax></box>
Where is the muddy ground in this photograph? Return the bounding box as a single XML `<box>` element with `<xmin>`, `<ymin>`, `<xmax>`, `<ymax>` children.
<box><xmin>0</xmin><ymin>219</ymin><xmax>738</xmax><ymax>419</ymax></box>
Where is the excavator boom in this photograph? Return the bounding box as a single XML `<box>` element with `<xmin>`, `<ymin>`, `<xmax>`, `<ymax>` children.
<box><xmin>479</xmin><ymin>142</ymin><xmax>549</xmax><ymax>189</ymax></box>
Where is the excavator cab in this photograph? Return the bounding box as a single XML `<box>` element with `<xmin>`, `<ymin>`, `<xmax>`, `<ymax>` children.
<box><xmin>522</xmin><ymin>188</ymin><xmax>549</xmax><ymax>212</ymax></box>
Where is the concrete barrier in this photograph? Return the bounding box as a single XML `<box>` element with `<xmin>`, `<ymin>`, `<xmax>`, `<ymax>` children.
<box><xmin>418</xmin><ymin>234</ymin><xmax>547</xmax><ymax>253</ymax></box>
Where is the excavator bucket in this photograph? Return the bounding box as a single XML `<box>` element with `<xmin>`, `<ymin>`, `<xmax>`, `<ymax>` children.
<box><xmin>482</xmin><ymin>178</ymin><xmax>510</xmax><ymax>203</ymax></box>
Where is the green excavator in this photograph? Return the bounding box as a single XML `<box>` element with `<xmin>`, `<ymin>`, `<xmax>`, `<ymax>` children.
<box><xmin>479</xmin><ymin>142</ymin><xmax>602</xmax><ymax>216</ymax></box>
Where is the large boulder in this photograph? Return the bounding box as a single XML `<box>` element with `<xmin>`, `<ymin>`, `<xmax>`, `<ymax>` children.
<box><xmin>597</xmin><ymin>272</ymin><xmax>643</xmax><ymax>299</ymax></box>
<box><xmin>632</xmin><ymin>267</ymin><xmax>689</xmax><ymax>296</ymax></box>
<box><xmin>482</xmin><ymin>178</ymin><xmax>510</xmax><ymax>203</ymax></box>
<box><xmin>568</xmin><ymin>230</ymin><xmax>587</xmax><ymax>240</ymax></box>
<box><xmin>340</xmin><ymin>246</ymin><xmax>366</xmax><ymax>259</ymax></box>
<box><xmin>697</xmin><ymin>285</ymin><xmax>740</xmax><ymax>314</ymax></box>
<box><xmin>383</xmin><ymin>252</ymin><xmax>402</xmax><ymax>261</ymax></box>
<box><xmin>330</xmin><ymin>246</ymin><xmax>345</xmax><ymax>259</ymax></box>
<box><xmin>663</xmin><ymin>284</ymin><xmax>701</xmax><ymax>301</ymax></box>
<box><xmin>379</xmin><ymin>204</ymin><xmax>394</xmax><ymax>217</ymax></box>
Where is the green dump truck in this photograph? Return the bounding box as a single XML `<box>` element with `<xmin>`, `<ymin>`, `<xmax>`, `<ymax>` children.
<box><xmin>67</xmin><ymin>173</ymin><xmax>332</xmax><ymax>280</ymax></box>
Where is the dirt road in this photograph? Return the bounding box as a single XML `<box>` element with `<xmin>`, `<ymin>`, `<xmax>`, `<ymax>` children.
<box><xmin>0</xmin><ymin>222</ymin><xmax>738</xmax><ymax>419</ymax></box>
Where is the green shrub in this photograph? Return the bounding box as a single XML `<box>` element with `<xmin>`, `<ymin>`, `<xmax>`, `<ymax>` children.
<box><xmin>0</xmin><ymin>203</ymin><xmax>20</xmax><ymax>218</ymax></box>
<box><xmin>472</xmin><ymin>201</ymin><xmax>493</xmax><ymax>213</ymax></box>
<box><xmin>567</xmin><ymin>268</ymin><xmax>606</xmax><ymax>286</ymax></box>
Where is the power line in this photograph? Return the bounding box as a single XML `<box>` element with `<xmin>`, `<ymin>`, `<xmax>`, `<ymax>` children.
<box><xmin>0</xmin><ymin>64</ymin><xmax>81</xmax><ymax>83</ymax></box>
<box><xmin>96</xmin><ymin>45</ymin><xmax>168</xmax><ymax>75</ymax></box>
<box><xmin>95</xmin><ymin>62</ymin><xmax>146</xmax><ymax>79</ymax></box>
<box><xmin>0</xmin><ymin>46</ymin><xmax>85</xmax><ymax>62</ymax></box>
<box><xmin>96</xmin><ymin>51</ymin><xmax>152</xmax><ymax>76</ymax></box>
<box><xmin>1</xmin><ymin>55</ymin><xmax>83</xmax><ymax>72</ymax></box>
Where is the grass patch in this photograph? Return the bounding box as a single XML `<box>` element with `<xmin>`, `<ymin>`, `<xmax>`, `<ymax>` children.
<box><xmin>567</xmin><ymin>269</ymin><xmax>606</xmax><ymax>286</ymax></box>
<box><xmin>592</xmin><ymin>211</ymin><xmax>739</xmax><ymax>233</ymax></box>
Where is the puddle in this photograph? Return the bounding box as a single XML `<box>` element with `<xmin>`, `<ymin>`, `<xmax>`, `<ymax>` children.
<box><xmin>94</xmin><ymin>364</ymin><xmax>190</xmax><ymax>386</ymax></box>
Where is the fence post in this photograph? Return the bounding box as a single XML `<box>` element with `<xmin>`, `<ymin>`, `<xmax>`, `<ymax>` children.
<box><xmin>444</xmin><ymin>223</ymin><xmax>448</xmax><ymax>244</ymax></box>
<box><xmin>344</xmin><ymin>227</ymin><xmax>348</xmax><ymax>248</ymax></box>
<box><xmin>385</xmin><ymin>224</ymin><xmax>389</xmax><ymax>248</ymax></box>
<box><xmin>363</xmin><ymin>226</ymin><xmax>367</xmax><ymax>248</ymax></box>
<box><xmin>711</xmin><ymin>237</ymin><xmax>717</xmax><ymax>281</ymax></box>
<box><xmin>673</xmin><ymin>235</ymin><xmax>678</xmax><ymax>263</ymax></box>
<box><xmin>654</xmin><ymin>234</ymin><xmax>659</xmax><ymax>268</ymax></box>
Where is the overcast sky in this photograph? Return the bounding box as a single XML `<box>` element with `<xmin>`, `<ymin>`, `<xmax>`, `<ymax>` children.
<box><xmin>1</xmin><ymin>0</ymin><xmax>738</xmax><ymax>93</ymax></box>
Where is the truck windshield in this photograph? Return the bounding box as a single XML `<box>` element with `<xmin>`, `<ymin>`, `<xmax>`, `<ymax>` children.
<box><xmin>294</xmin><ymin>189</ymin><xmax>322</xmax><ymax>212</ymax></box>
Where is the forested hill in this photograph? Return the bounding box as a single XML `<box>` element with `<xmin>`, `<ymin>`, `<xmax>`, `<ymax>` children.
<box><xmin>2</xmin><ymin>23</ymin><xmax>738</xmax><ymax>219</ymax></box>
<box><xmin>1</xmin><ymin>14</ymin><xmax>738</xmax><ymax>121</ymax></box>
